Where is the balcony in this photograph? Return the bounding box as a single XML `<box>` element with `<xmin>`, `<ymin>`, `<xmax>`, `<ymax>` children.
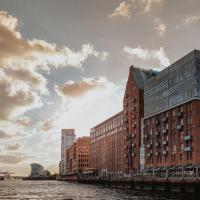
<box><xmin>155</xmin><ymin>131</ymin><xmax>160</xmax><ymax>136</ymax></box>
<box><xmin>155</xmin><ymin>152</ymin><xmax>160</xmax><ymax>156</ymax></box>
<box><xmin>177</xmin><ymin>111</ymin><xmax>183</xmax><ymax>118</ymax></box>
<box><xmin>132</xmin><ymin>143</ymin><xmax>136</xmax><ymax>147</ymax></box>
<box><xmin>184</xmin><ymin>135</ymin><xmax>192</xmax><ymax>141</ymax></box>
<box><xmin>132</xmin><ymin>107</ymin><xmax>136</xmax><ymax>111</ymax></box>
<box><xmin>162</xmin><ymin>140</ymin><xmax>168</xmax><ymax>145</ymax></box>
<box><xmin>132</xmin><ymin>124</ymin><xmax>136</xmax><ymax>128</ymax></box>
<box><xmin>132</xmin><ymin>133</ymin><xmax>136</xmax><ymax>138</ymax></box>
<box><xmin>132</xmin><ymin>97</ymin><xmax>136</xmax><ymax>103</ymax></box>
<box><xmin>147</xmin><ymin>153</ymin><xmax>152</xmax><ymax>157</ymax></box>
<box><xmin>124</xmin><ymin>145</ymin><xmax>129</xmax><ymax>149</ymax></box>
<box><xmin>177</xmin><ymin>125</ymin><xmax>183</xmax><ymax>131</ymax></box>
<box><xmin>155</xmin><ymin>142</ymin><xmax>160</xmax><ymax>147</ymax></box>
<box><xmin>144</xmin><ymin>134</ymin><xmax>148</xmax><ymax>139</ymax></box>
<box><xmin>162</xmin><ymin>129</ymin><xmax>168</xmax><ymax>134</ymax></box>
<box><xmin>132</xmin><ymin>115</ymin><xmax>136</xmax><ymax>119</ymax></box>
<box><xmin>124</xmin><ymin>154</ymin><xmax>129</xmax><ymax>158</ymax></box>
<box><xmin>162</xmin><ymin>117</ymin><xmax>168</xmax><ymax>123</ymax></box>
<box><xmin>184</xmin><ymin>146</ymin><xmax>192</xmax><ymax>152</ymax></box>
<box><xmin>124</xmin><ymin>136</ymin><xmax>130</xmax><ymax>140</ymax></box>
<box><xmin>147</xmin><ymin>144</ymin><xmax>152</xmax><ymax>148</ymax></box>
<box><xmin>124</xmin><ymin>110</ymin><xmax>128</xmax><ymax>115</ymax></box>
<box><xmin>163</xmin><ymin>150</ymin><xmax>168</xmax><ymax>155</ymax></box>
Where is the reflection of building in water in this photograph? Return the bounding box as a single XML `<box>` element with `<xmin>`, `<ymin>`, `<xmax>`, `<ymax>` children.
<box><xmin>31</xmin><ymin>163</ymin><xmax>44</xmax><ymax>176</ymax></box>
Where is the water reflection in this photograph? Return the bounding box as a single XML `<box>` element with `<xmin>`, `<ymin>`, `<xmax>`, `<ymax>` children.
<box><xmin>0</xmin><ymin>180</ymin><xmax>198</xmax><ymax>200</ymax></box>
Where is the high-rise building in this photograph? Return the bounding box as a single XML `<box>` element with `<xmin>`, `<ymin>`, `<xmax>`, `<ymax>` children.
<box><xmin>60</xmin><ymin>129</ymin><xmax>76</xmax><ymax>176</ymax></box>
<box><xmin>90</xmin><ymin>111</ymin><xmax>125</xmax><ymax>174</ymax></box>
<box><xmin>66</xmin><ymin>137</ymin><xmax>90</xmax><ymax>174</ymax></box>
<box><xmin>143</xmin><ymin>50</ymin><xmax>200</xmax><ymax>171</ymax></box>
<box><xmin>123</xmin><ymin>66</ymin><xmax>157</xmax><ymax>173</ymax></box>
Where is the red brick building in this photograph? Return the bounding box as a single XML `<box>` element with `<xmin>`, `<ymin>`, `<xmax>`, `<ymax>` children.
<box><xmin>123</xmin><ymin>66</ymin><xmax>156</xmax><ymax>173</ymax></box>
<box><xmin>143</xmin><ymin>50</ymin><xmax>200</xmax><ymax>172</ymax></box>
<box><xmin>144</xmin><ymin>100</ymin><xmax>200</xmax><ymax>169</ymax></box>
<box><xmin>90</xmin><ymin>111</ymin><xmax>125</xmax><ymax>174</ymax></box>
<box><xmin>66</xmin><ymin>137</ymin><xmax>90</xmax><ymax>174</ymax></box>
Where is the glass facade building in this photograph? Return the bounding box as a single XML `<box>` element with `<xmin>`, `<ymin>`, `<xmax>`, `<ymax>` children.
<box><xmin>144</xmin><ymin>50</ymin><xmax>200</xmax><ymax>118</ymax></box>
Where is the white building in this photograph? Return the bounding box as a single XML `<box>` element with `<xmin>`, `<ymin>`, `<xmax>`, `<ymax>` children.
<box><xmin>60</xmin><ymin>129</ymin><xmax>76</xmax><ymax>176</ymax></box>
<box><xmin>31</xmin><ymin>163</ymin><xmax>44</xmax><ymax>177</ymax></box>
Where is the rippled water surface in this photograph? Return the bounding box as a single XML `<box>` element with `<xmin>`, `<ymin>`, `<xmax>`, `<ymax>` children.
<box><xmin>0</xmin><ymin>180</ymin><xmax>196</xmax><ymax>200</ymax></box>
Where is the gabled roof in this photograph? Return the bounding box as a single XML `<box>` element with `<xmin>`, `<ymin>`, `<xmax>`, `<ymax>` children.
<box><xmin>130</xmin><ymin>65</ymin><xmax>158</xmax><ymax>89</ymax></box>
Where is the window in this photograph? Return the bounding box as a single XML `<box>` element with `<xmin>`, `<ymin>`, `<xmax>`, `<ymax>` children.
<box><xmin>173</xmin><ymin>109</ymin><xmax>176</xmax><ymax>117</ymax></box>
<box><xmin>188</xmin><ymin>116</ymin><xmax>192</xmax><ymax>125</ymax></box>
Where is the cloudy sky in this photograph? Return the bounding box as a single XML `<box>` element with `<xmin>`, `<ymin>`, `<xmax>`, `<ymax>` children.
<box><xmin>0</xmin><ymin>0</ymin><xmax>200</xmax><ymax>176</ymax></box>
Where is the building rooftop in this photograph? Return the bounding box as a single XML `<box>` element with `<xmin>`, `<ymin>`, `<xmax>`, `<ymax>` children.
<box><xmin>130</xmin><ymin>66</ymin><xmax>158</xmax><ymax>89</ymax></box>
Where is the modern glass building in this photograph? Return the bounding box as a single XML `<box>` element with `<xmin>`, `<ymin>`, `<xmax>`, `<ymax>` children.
<box><xmin>144</xmin><ymin>50</ymin><xmax>200</xmax><ymax>118</ymax></box>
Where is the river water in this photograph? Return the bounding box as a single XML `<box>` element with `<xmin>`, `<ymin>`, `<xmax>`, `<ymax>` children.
<box><xmin>0</xmin><ymin>180</ymin><xmax>197</xmax><ymax>200</ymax></box>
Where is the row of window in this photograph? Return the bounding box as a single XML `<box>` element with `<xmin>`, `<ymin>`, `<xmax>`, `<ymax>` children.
<box><xmin>91</xmin><ymin>116</ymin><xmax>124</xmax><ymax>138</ymax></box>
<box><xmin>146</xmin><ymin>151</ymin><xmax>193</xmax><ymax>164</ymax></box>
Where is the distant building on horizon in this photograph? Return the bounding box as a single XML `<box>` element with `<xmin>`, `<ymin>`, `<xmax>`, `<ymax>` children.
<box><xmin>30</xmin><ymin>163</ymin><xmax>44</xmax><ymax>177</ymax></box>
<box><xmin>60</xmin><ymin>129</ymin><xmax>76</xmax><ymax>176</ymax></box>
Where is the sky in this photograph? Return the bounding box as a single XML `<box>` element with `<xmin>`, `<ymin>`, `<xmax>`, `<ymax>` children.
<box><xmin>0</xmin><ymin>0</ymin><xmax>200</xmax><ymax>176</ymax></box>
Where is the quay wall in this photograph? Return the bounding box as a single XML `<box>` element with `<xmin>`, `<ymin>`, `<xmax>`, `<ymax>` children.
<box><xmin>77</xmin><ymin>176</ymin><xmax>200</xmax><ymax>193</ymax></box>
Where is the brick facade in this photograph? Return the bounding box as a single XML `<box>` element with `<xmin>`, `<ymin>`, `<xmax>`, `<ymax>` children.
<box><xmin>66</xmin><ymin>137</ymin><xmax>90</xmax><ymax>174</ymax></box>
<box><xmin>123</xmin><ymin>66</ymin><xmax>156</xmax><ymax>173</ymax></box>
<box><xmin>144</xmin><ymin>100</ymin><xmax>200</xmax><ymax>169</ymax></box>
<box><xmin>90</xmin><ymin>111</ymin><xmax>125</xmax><ymax>174</ymax></box>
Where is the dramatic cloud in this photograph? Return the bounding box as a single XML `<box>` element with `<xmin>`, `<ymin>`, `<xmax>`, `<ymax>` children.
<box><xmin>0</xmin><ymin>130</ymin><xmax>15</xmax><ymax>139</ymax></box>
<box><xmin>123</xmin><ymin>46</ymin><xmax>170</xmax><ymax>67</ymax></box>
<box><xmin>0</xmin><ymin>154</ymin><xmax>26</xmax><ymax>164</ymax></box>
<box><xmin>55</xmin><ymin>77</ymin><xmax>105</xmax><ymax>98</ymax></box>
<box><xmin>63</xmin><ymin>44</ymin><xmax>109</xmax><ymax>67</ymax></box>
<box><xmin>109</xmin><ymin>1</ymin><xmax>131</xmax><ymax>18</ymax></box>
<box><xmin>15</xmin><ymin>116</ymin><xmax>31</xmax><ymax>127</ymax></box>
<box><xmin>6</xmin><ymin>143</ymin><xmax>21</xmax><ymax>151</ymax></box>
<box><xmin>154</xmin><ymin>18</ymin><xmax>166</xmax><ymax>37</ymax></box>
<box><xmin>183</xmin><ymin>15</ymin><xmax>200</xmax><ymax>26</ymax></box>
<box><xmin>0</xmin><ymin>69</ymin><xmax>42</xmax><ymax>121</ymax></box>
<box><xmin>0</xmin><ymin>11</ymin><xmax>108</xmax><ymax>70</ymax></box>
<box><xmin>0</xmin><ymin>11</ymin><xmax>108</xmax><ymax>121</ymax></box>
<box><xmin>141</xmin><ymin>0</ymin><xmax>164</xmax><ymax>12</ymax></box>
